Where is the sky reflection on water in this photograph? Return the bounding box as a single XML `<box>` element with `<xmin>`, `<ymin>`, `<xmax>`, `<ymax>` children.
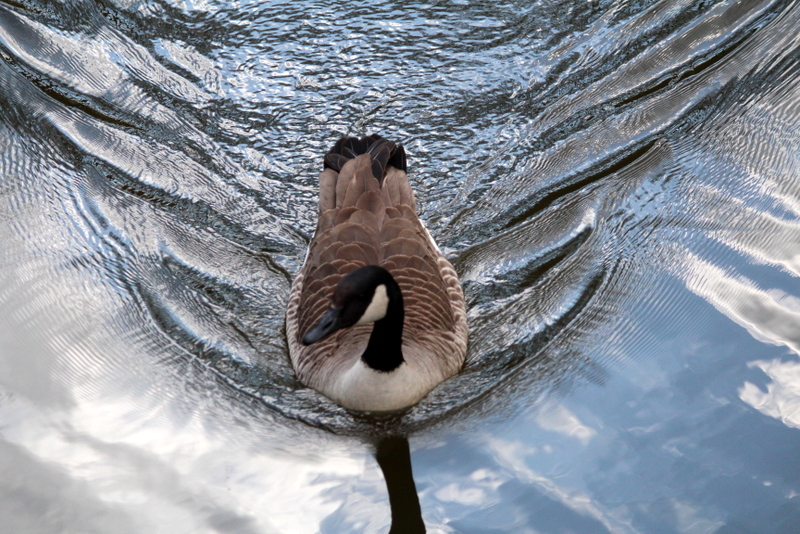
<box><xmin>2</xmin><ymin>0</ymin><xmax>800</xmax><ymax>532</ymax></box>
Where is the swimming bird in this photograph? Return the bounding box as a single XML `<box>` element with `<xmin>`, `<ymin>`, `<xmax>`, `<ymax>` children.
<box><xmin>286</xmin><ymin>134</ymin><xmax>468</xmax><ymax>412</ymax></box>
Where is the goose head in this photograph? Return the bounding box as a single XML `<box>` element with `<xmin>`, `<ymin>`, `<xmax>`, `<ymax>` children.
<box><xmin>302</xmin><ymin>265</ymin><xmax>405</xmax><ymax>372</ymax></box>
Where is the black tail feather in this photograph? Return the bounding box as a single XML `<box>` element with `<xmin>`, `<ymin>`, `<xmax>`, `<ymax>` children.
<box><xmin>323</xmin><ymin>134</ymin><xmax>407</xmax><ymax>182</ymax></box>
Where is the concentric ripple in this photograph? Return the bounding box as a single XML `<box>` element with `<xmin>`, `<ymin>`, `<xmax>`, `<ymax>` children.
<box><xmin>3</xmin><ymin>1</ymin><xmax>800</xmax><ymax>529</ymax></box>
<box><xmin>1</xmin><ymin>0</ymin><xmax>799</xmax><ymax>434</ymax></box>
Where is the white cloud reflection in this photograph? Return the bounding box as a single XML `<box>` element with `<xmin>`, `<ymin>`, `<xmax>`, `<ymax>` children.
<box><xmin>682</xmin><ymin>252</ymin><xmax>800</xmax><ymax>431</ymax></box>
<box><xmin>534</xmin><ymin>402</ymin><xmax>597</xmax><ymax>444</ymax></box>
<box><xmin>0</xmin><ymin>382</ymin><xmax>383</xmax><ymax>534</ymax></box>
<box><xmin>683</xmin><ymin>253</ymin><xmax>800</xmax><ymax>354</ymax></box>
<box><xmin>740</xmin><ymin>359</ymin><xmax>800</xmax><ymax>429</ymax></box>
<box><xmin>485</xmin><ymin>435</ymin><xmax>640</xmax><ymax>534</ymax></box>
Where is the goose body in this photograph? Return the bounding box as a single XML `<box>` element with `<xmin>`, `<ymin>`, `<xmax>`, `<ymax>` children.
<box><xmin>286</xmin><ymin>135</ymin><xmax>468</xmax><ymax>411</ymax></box>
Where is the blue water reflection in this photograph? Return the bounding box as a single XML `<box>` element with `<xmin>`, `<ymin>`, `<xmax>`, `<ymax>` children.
<box><xmin>2</xmin><ymin>0</ymin><xmax>800</xmax><ymax>532</ymax></box>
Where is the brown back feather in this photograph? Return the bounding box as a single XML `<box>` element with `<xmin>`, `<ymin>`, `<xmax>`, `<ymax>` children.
<box><xmin>296</xmin><ymin>135</ymin><xmax>454</xmax><ymax>343</ymax></box>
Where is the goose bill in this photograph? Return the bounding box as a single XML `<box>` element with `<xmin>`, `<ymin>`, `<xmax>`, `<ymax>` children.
<box><xmin>302</xmin><ymin>306</ymin><xmax>343</xmax><ymax>345</ymax></box>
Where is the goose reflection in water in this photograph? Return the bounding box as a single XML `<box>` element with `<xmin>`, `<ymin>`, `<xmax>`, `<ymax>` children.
<box><xmin>376</xmin><ymin>436</ymin><xmax>426</xmax><ymax>534</ymax></box>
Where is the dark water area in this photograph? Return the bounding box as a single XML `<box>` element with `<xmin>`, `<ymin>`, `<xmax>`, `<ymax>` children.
<box><xmin>2</xmin><ymin>0</ymin><xmax>800</xmax><ymax>532</ymax></box>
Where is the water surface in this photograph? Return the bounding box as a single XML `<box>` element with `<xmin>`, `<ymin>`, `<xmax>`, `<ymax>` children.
<box><xmin>2</xmin><ymin>0</ymin><xmax>800</xmax><ymax>532</ymax></box>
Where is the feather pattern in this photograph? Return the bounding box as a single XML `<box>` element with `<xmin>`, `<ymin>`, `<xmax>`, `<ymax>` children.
<box><xmin>286</xmin><ymin>135</ymin><xmax>468</xmax><ymax>411</ymax></box>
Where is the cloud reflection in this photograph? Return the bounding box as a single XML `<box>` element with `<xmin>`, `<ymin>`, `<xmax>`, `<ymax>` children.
<box><xmin>0</xmin><ymin>385</ymin><xmax>380</xmax><ymax>534</ymax></box>
<box><xmin>740</xmin><ymin>359</ymin><xmax>800</xmax><ymax>430</ymax></box>
<box><xmin>534</xmin><ymin>402</ymin><xmax>597</xmax><ymax>445</ymax></box>
<box><xmin>683</xmin><ymin>253</ymin><xmax>800</xmax><ymax>354</ymax></box>
<box><xmin>682</xmin><ymin>252</ymin><xmax>800</xmax><ymax>432</ymax></box>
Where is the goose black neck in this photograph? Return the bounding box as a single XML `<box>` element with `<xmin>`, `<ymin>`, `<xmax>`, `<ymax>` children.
<box><xmin>361</xmin><ymin>280</ymin><xmax>404</xmax><ymax>372</ymax></box>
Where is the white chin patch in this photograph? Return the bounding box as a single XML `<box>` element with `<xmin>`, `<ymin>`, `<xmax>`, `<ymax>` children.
<box><xmin>355</xmin><ymin>284</ymin><xmax>389</xmax><ymax>325</ymax></box>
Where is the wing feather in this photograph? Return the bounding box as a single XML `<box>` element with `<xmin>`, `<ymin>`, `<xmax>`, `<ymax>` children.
<box><xmin>288</xmin><ymin>135</ymin><xmax>466</xmax><ymax>386</ymax></box>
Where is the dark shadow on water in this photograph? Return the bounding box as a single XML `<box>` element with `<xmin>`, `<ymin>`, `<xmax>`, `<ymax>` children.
<box><xmin>375</xmin><ymin>436</ymin><xmax>426</xmax><ymax>534</ymax></box>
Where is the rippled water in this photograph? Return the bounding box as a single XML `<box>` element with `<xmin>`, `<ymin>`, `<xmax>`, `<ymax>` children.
<box><xmin>2</xmin><ymin>0</ymin><xmax>800</xmax><ymax>532</ymax></box>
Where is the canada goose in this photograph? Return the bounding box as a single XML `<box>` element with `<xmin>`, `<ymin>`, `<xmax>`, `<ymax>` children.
<box><xmin>286</xmin><ymin>134</ymin><xmax>468</xmax><ymax>411</ymax></box>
